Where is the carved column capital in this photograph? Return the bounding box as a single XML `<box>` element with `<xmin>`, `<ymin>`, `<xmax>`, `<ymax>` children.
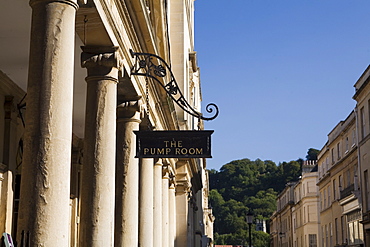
<box><xmin>175</xmin><ymin>181</ymin><xmax>191</xmax><ymax>195</ymax></box>
<box><xmin>117</xmin><ymin>98</ymin><xmax>142</xmax><ymax>120</ymax></box>
<box><xmin>30</xmin><ymin>0</ymin><xmax>79</xmax><ymax>9</ymax></box>
<box><xmin>81</xmin><ymin>46</ymin><xmax>122</xmax><ymax>78</ymax></box>
<box><xmin>162</xmin><ymin>164</ymin><xmax>170</xmax><ymax>179</ymax></box>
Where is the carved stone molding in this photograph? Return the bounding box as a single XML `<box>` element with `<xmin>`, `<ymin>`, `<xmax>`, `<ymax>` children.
<box><xmin>4</xmin><ymin>96</ymin><xmax>13</xmax><ymax>119</ymax></box>
<box><xmin>162</xmin><ymin>164</ymin><xmax>170</xmax><ymax>179</ymax></box>
<box><xmin>0</xmin><ymin>163</ymin><xmax>7</xmax><ymax>174</ymax></box>
<box><xmin>175</xmin><ymin>179</ymin><xmax>191</xmax><ymax>195</ymax></box>
<box><xmin>81</xmin><ymin>46</ymin><xmax>122</xmax><ymax>78</ymax></box>
<box><xmin>117</xmin><ymin>98</ymin><xmax>142</xmax><ymax>120</ymax></box>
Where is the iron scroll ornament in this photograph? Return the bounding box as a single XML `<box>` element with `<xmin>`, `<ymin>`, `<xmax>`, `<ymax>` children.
<box><xmin>130</xmin><ymin>50</ymin><xmax>219</xmax><ymax>121</ymax></box>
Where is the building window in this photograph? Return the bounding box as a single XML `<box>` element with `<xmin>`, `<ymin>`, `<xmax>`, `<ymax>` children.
<box><xmin>333</xmin><ymin>179</ymin><xmax>336</xmax><ymax>200</ymax></box>
<box><xmin>365</xmin><ymin>170</ymin><xmax>370</xmax><ymax>211</ymax></box>
<box><xmin>335</xmin><ymin>218</ymin><xmax>339</xmax><ymax>245</ymax></box>
<box><xmin>321</xmin><ymin>162</ymin><xmax>325</xmax><ymax>175</ymax></box>
<box><xmin>345</xmin><ymin>136</ymin><xmax>349</xmax><ymax>152</ymax></box>
<box><xmin>361</xmin><ymin>107</ymin><xmax>365</xmax><ymax>139</ymax></box>
<box><xmin>309</xmin><ymin>234</ymin><xmax>317</xmax><ymax>247</ymax></box>
<box><xmin>347</xmin><ymin>210</ymin><xmax>362</xmax><ymax>245</ymax></box>
<box><xmin>331</xmin><ymin>148</ymin><xmax>335</xmax><ymax>164</ymax></box>
<box><xmin>321</xmin><ymin>226</ymin><xmax>324</xmax><ymax>247</ymax></box>
<box><xmin>337</xmin><ymin>142</ymin><xmax>341</xmax><ymax>159</ymax></box>
<box><xmin>330</xmin><ymin>223</ymin><xmax>333</xmax><ymax>247</ymax></box>
<box><xmin>352</xmin><ymin>129</ymin><xmax>356</xmax><ymax>146</ymax></box>
<box><xmin>328</xmin><ymin>185</ymin><xmax>331</xmax><ymax>205</ymax></box>
<box><xmin>326</xmin><ymin>225</ymin><xmax>328</xmax><ymax>247</ymax></box>
<box><xmin>341</xmin><ymin>216</ymin><xmax>346</xmax><ymax>244</ymax></box>
<box><xmin>354</xmin><ymin>166</ymin><xmax>359</xmax><ymax>190</ymax></box>
<box><xmin>347</xmin><ymin>170</ymin><xmax>351</xmax><ymax>187</ymax></box>
<box><xmin>368</xmin><ymin>99</ymin><xmax>370</xmax><ymax>132</ymax></box>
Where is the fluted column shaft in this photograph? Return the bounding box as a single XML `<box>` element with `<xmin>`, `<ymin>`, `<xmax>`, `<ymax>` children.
<box><xmin>139</xmin><ymin>158</ymin><xmax>154</xmax><ymax>246</ymax></box>
<box><xmin>79</xmin><ymin>46</ymin><xmax>119</xmax><ymax>247</ymax></box>
<box><xmin>17</xmin><ymin>0</ymin><xmax>78</xmax><ymax>245</ymax></box>
<box><xmin>115</xmin><ymin>99</ymin><xmax>141</xmax><ymax>247</ymax></box>
<box><xmin>153</xmin><ymin>159</ymin><xmax>163</xmax><ymax>246</ymax></box>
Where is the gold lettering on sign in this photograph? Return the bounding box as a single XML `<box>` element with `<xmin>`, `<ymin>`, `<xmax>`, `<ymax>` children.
<box><xmin>164</xmin><ymin>140</ymin><xmax>183</xmax><ymax>148</ymax></box>
<box><xmin>142</xmin><ymin>139</ymin><xmax>204</xmax><ymax>156</ymax></box>
<box><xmin>174</xmin><ymin>148</ymin><xmax>203</xmax><ymax>155</ymax></box>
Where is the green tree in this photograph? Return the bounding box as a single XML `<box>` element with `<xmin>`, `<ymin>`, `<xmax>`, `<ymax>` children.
<box><xmin>209</xmin><ymin>152</ymin><xmax>318</xmax><ymax>246</ymax></box>
<box><xmin>306</xmin><ymin>148</ymin><xmax>319</xmax><ymax>160</ymax></box>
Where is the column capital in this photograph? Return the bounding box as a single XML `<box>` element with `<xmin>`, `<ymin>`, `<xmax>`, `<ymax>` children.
<box><xmin>81</xmin><ymin>46</ymin><xmax>122</xmax><ymax>78</ymax></box>
<box><xmin>162</xmin><ymin>164</ymin><xmax>170</xmax><ymax>179</ymax></box>
<box><xmin>154</xmin><ymin>158</ymin><xmax>163</xmax><ymax>167</ymax></box>
<box><xmin>176</xmin><ymin>181</ymin><xmax>191</xmax><ymax>195</ymax></box>
<box><xmin>117</xmin><ymin>99</ymin><xmax>142</xmax><ymax>120</ymax></box>
<box><xmin>30</xmin><ymin>0</ymin><xmax>79</xmax><ymax>9</ymax></box>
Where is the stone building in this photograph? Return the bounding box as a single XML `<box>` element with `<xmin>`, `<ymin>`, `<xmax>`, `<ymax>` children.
<box><xmin>317</xmin><ymin>110</ymin><xmax>363</xmax><ymax>247</ymax></box>
<box><xmin>0</xmin><ymin>0</ymin><xmax>214</xmax><ymax>246</ymax></box>
<box><xmin>270</xmin><ymin>181</ymin><xmax>297</xmax><ymax>247</ymax></box>
<box><xmin>270</xmin><ymin>161</ymin><xmax>319</xmax><ymax>247</ymax></box>
<box><xmin>292</xmin><ymin>161</ymin><xmax>319</xmax><ymax>247</ymax></box>
<box><xmin>353</xmin><ymin>65</ymin><xmax>370</xmax><ymax>245</ymax></box>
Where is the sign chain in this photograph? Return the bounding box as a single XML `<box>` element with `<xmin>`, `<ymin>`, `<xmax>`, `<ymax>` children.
<box><xmin>145</xmin><ymin>77</ymin><xmax>151</xmax><ymax>131</ymax></box>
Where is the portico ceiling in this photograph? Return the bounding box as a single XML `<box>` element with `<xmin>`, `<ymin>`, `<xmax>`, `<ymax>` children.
<box><xmin>1</xmin><ymin>0</ymin><xmax>88</xmax><ymax>138</ymax></box>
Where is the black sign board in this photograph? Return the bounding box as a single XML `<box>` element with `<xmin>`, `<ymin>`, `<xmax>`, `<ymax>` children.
<box><xmin>134</xmin><ymin>130</ymin><xmax>213</xmax><ymax>158</ymax></box>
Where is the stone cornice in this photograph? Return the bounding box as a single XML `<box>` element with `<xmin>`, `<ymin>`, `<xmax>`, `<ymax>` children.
<box><xmin>0</xmin><ymin>70</ymin><xmax>26</xmax><ymax>100</ymax></box>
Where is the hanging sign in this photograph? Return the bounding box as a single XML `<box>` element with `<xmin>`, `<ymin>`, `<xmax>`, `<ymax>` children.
<box><xmin>134</xmin><ymin>130</ymin><xmax>213</xmax><ymax>158</ymax></box>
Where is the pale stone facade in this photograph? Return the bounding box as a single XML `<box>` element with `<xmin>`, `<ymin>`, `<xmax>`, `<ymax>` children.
<box><xmin>292</xmin><ymin>162</ymin><xmax>320</xmax><ymax>247</ymax></box>
<box><xmin>271</xmin><ymin>66</ymin><xmax>370</xmax><ymax>247</ymax></box>
<box><xmin>271</xmin><ymin>181</ymin><xmax>297</xmax><ymax>247</ymax></box>
<box><xmin>0</xmin><ymin>0</ymin><xmax>214</xmax><ymax>246</ymax></box>
<box><xmin>270</xmin><ymin>162</ymin><xmax>319</xmax><ymax>247</ymax></box>
<box><xmin>317</xmin><ymin>110</ymin><xmax>364</xmax><ymax>247</ymax></box>
<box><xmin>353</xmin><ymin>65</ymin><xmax>370</xmax><ymax>245</ymax></box>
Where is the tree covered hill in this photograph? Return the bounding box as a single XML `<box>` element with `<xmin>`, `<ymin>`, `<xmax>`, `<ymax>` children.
<box><xmin>208</xmin><ymin>149</ymin><xmax>318</xmax><ymax>246</ymax></box>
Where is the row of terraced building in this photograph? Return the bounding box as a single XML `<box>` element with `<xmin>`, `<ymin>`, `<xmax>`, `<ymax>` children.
<box><xmin>270</xmin><ymin>65</ymin><xmax>370</xmax><ymax>247</ymax></box>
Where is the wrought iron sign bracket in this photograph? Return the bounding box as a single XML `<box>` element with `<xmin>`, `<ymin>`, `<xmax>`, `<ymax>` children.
<box><xmin>129</xmin><ymin>49</ymin><xmax>219</xmax><ymax>121</ymax></box>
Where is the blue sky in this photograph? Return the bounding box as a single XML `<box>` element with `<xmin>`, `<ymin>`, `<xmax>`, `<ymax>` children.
<box><xmin>194</xmin><ymin>0</ymin><xmax>370</xmax><ymax>170</ymax></box>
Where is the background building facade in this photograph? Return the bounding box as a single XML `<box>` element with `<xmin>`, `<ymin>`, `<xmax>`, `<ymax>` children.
<box><xmin>270</xmin><ymin>162</ymin><xmax>319</xmax><ymax>247</ymax></box>
<box><xmin>353</xmin><ymin>65</ymin><xmax>370</xmax><ymax>245</ymax></box>
<box><xmin>271</xmin><ymin>66</ymin><xmax>370</xmax><ymax>247</ymax></box>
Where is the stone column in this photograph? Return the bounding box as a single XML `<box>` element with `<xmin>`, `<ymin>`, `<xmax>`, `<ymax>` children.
<box><xmin>139</xmin><ymin>158</ymin><xmax>154</xmax><ymax>247</ymax></box>
<box><xmin>175</xmin><ymin>184</ymin><xmax>190</xmax><ymax>247</ymax></box>
<box><xmin>17</xmin><ymin>0</ymin><xmax>78</xmax><ymax>245</ymax></box>
<box><xmin>79</xmin><ymin>46</ymin><xmax>120</xmax><ymax>247</ymax></box>
<box><xmin>115</xmin><ymin>99</ymin><xmax>141</xmax><ymax>247</ymax></box>
<box><xmin>169</xmin><ymin>179</ymin><xmax>176</xmax><ymax>247</ymax></box>
<box><xmin>153</xmin><ymin>158</ymin><xmax>163</xmax><ymax>246</ymax></box>
<box><xmin>162</xmin><ymin>165</ymin><xmax>170</xmax><ymax>247</ymax></box>
<box><xmin>0</xmin><ymin>96</ymin><xmax>14</xmax><ymax>234</ymax></box>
